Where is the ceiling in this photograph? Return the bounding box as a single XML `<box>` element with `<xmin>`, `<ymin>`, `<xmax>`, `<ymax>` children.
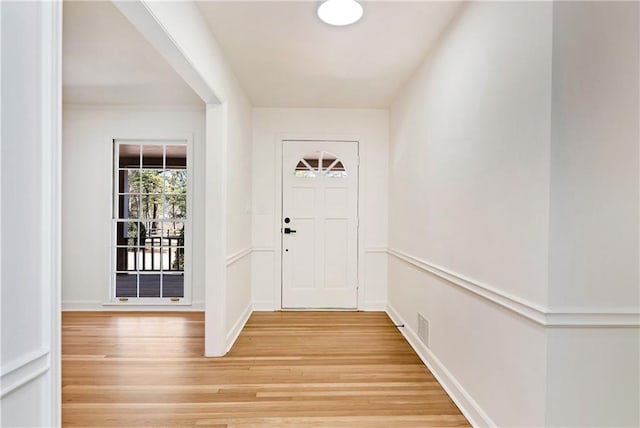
<box><xmin>63</xmin><ymin>1</ymin><xmax>202</xmax><ymax>106</ymax></box>
<box><xmin>63</xmin><ymin>1</ymin><xmax>463</xmax><ymax>108</ymax></box>
<box><xmin>197</xmin><ymin>1</ymin><xmax>463</xmax><ymax>108</ymax></box>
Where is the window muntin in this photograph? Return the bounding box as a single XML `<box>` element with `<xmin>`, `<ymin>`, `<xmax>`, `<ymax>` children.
<box><xmin>293</xmin><ymin>151</ymin><xmax>348</xmax><ymax>178</ymax></box>
<box><xmin>113</xmin><ymin>141</ymin><xmax>187</xmax><ymax>301</ymax></box>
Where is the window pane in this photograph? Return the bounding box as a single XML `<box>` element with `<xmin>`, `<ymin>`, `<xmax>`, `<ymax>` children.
<box><xmin>127</xmin><ymin>170</ymin><xmax>141</xmax><ymax>193</ymax></box>
<box><xmin>157</xmin><ymin>221</ymin><xmax>184</xmax><ymax>241</ymax></box>
<box><xmin>118</xmin><ymin>144</ymin><xmax>140</xmax><ymax>168</ymax></box>
<box><xmin>319</xmin><ymin>152</ymin><xmax>337</xmax><ymax>171</ymax></box>
<box><xmin>325</xmin><ymin>160</ymin><xmax>347</xmax><ymax>178</ymax></box>
<box><xmin>139</xmin><ymin>170</ymin><xmax>164</xmax><ymax>194</ymax></box>
<box><xmin>166</xmin><ymin>145</ymin><xmax>187</xmax><ymax>170</ymax></box>
<box><xmin>115</xmin><ymin>247</ymin><xmax>138</xmax><ymax>272</ymax></box>
<box><xmin>294</xmin><ymin>170</ymin><xmax>316</xmax><ymax>178</ymax></box>
<box><xmin>115</xmin><ymin>221</ymin><xmax>142</xmax><ymax>246</ymax></box>
<box><xmin>119</xmin><ymin>169</ymin><xmax>141</xmax><ymax>194</ymax></box>
<box><xmin>162</xmin><ymin>274</ymin><xmax>184</xmax><ymax>298</ymax></box>
<box><xmin>142</xmin><ymin>234</ymin><xmax>163</xmax><ymax>247</ymax></box>
<box><xmin>142</xmin><ymin>145</ymin><xmax>164</xmax><ymax>168</ymax></box>
<box><xmin>162</xmin><ymin>246</ymin><xmax>184</xmax><ymax>271</ymax></box>
<box><xmin>140</xmin><ymin>246</ymin><xmax>163</xmax><ymax>272</ymax></box>
<box><xmin>169</xmin><ymin>222</ymin><xmax>185</xmax><ymax>241</ymax></box>
<box><xmin>303</xmin><ymin>158</ymin><xmax>319</xmax><ymax>170</ymax></box>
<box><xmin>115</xmin><ymin>273</ymin><xmax>138</xmax><ymax>297</ymax></box>
<box><xmin>140</xmin><ymin>194</ymin><xmax>163</xmax><ymax>221</ymax></box>
<box><xmin>117</xmin><ymin>194</ymin><xmax>140</xmax><ymax>219</ymax></box>
<box><xmin>164</xmin><ymin>170</ymin><xmax>187</xmax><ymax>194</ymax></box>
<box><xmin>164</xmin><ymin>194</ymin><xmax>186</xmax><ymax>219</ymax></box>
<box><xmin>139</xmin><ymin>274</ymin><xmax>161</xmax><ymax>297</ymax></box>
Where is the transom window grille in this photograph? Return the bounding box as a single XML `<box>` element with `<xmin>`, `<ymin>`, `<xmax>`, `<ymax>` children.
<box><xmin>113</xmin><ymin>141</ymin><xmax>188</xmax><ymax>301</ymax></box>
<box><xmin>294</xmin><ymin>151</ymin><xmax>347</xmax><ymax>178</ymax></box>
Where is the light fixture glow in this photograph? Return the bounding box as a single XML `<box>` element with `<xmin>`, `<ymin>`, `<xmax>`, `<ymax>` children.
<box><xmin>317</xmin><ymin>0</ymin><xmax>363</xmax><ymax>26</ymax></box>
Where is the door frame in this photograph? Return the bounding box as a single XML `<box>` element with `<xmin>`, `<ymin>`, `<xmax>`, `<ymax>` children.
<box><xmin>274</xmin><ymin>136</ymin><xmax>361</xmax><ymax>310</ymax></box>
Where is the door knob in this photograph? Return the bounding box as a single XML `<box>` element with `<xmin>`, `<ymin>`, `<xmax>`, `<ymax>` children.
<box><xmin>284</xmin><ymin>227</ymin><xmax>296</xmax><ymax>234</ymax></box>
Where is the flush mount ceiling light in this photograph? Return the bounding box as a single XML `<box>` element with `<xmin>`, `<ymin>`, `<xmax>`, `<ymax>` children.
<box><xmin>317</xmin><ymin>0</ymin><xmax>364</xmax><ymax>26</ymax></box>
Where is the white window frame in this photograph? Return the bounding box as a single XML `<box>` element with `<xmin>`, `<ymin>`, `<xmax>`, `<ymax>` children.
<box><xmin>109</xmin><ymin>137</ymin><xmax>193</xmax><ymax>306</ymax></box>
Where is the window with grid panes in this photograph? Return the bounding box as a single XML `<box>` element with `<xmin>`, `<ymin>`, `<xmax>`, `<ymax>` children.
<box><xmin>113</xmin><ymin>141</ymin><xmax>187</xmax><ymax>301</ymax></box>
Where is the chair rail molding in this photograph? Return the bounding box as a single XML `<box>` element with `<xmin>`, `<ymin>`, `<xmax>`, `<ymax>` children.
<box><xmin>226</xmin><ymin>247</ymin><xmax>253</xmax><ymax>267</ymax></box>
<box><xmin>387</xmin><ymin>248</ymin><xmax>640</xmax><ymax>328</ymax></box>
<box><xmin>0</xmin><ymin>348</ymin><xmax>51</xmax><ymax>398</ymax></box>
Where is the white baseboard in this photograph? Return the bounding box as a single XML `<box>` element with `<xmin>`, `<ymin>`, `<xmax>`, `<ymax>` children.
<box><xmin>62</xmin><ymin>301</ymin><xmax>101</xmax><ymax>311</ymax></box>
<box><xmin>251</xmin><ymin>301</ymin><xmax>387</xmax><ymax>311</ymax></box>
<box><xmin>252</xmin><ymin>301</ymin><xmax>275</xmax><ymax>311</ymax></box>
<box><xmin>362</xmin><ymin>300</ymin><xmax>387</xmax><ymax>311</ymax></box>
<box><xmin>62</xmin><ymin>300</ymin><xmax>205</xmax><ymax>311</ymax></box>
<box><xmin>226</xmin><ymin>303</ymin><xmax>253</xmax><ymax>352</ymax></box>
<box><xmin>386</xmin><ymin>304</ymin><xmax>494</xmax><ymax>428</ymax></box>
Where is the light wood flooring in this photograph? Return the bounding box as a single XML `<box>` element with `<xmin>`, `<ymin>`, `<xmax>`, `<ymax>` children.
<box><xmin>62</xmin><ymin>311</ymin><xmax>469</xmax><ymax>427</ymax></box>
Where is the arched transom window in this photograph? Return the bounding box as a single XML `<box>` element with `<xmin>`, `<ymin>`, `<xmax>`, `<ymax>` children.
<box><xmin>294</xmin><ymin>151</ymin><xmax>347</xmax><ymax>178</ymax></box>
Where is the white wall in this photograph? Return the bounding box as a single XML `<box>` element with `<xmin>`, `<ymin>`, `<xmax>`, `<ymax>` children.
<box><xmin>549</xmin><ymin>1</ymin><xmax>639</xmax><ymax>312</ymax></box>
<box><xmin>546</xmin><ymin>328</ymin><xmax>639</xmax><ymax>427</ymax></box>
<box><xmin>388</xmin><ymin>1</ymin><xmax>640</xmax><ymax>426</ymax></box>
<box><xmin>546</xmin><ymin>2</ymin><xmax>639</xmax><ymax>426</ymax></box>
<box><xmin>252</xmin><ymin>108</ymin><xmax>389</xmax><ymax>311</ymax></box>
<box><xmin>224</xmin><ymin>94</ymin><xmax>253</xmax><ymax>351</ymax></box>
<box><xmin>1</xmin><ymin>1</ymin><xmax>61</xmax><ymax>425</ymax></box>
<box><xmin>388</xmin><ymin>2</ymin><xmax>553</xmax><ymax>426</ymax></box>
<box><xmin>62</xmin><ymin>106</ymin><xmax>206</xmax><ymax>310</ymax></box>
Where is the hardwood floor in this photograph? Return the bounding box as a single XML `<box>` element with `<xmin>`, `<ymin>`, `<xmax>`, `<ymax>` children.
<box><xmin>62</xmin><ymin>311</ymin><xmax>469</xmax><ymax>427</ymax></box>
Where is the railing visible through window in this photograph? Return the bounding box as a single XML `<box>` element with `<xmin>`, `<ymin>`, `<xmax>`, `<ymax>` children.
<box><xmin>113</xmin><ymin>141</ymin><xmax>187</xmax><ymax>300</ymax></box>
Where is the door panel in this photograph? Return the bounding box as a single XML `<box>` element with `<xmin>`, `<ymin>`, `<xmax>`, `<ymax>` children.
<box><xmin>282</xmin><ymin>141</ymin><xmax>358</xmax><ymax>308</ymax></box>
<box><xmin>324</xmin><ymin>219</ymin><xmax>348</xmax><ymax>287</ymax></box>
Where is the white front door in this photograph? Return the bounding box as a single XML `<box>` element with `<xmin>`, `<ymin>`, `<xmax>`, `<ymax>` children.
<box><xmin>282</xmin><ymin>141</ymin><xmax>359</xmax><ymax>308</ymax></box>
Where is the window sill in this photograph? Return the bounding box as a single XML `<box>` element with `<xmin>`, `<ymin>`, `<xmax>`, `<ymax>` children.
<box><xmin>102</xmin><ymin>300</ymin><xmax>193</xmax><ymax>307</ymax></box>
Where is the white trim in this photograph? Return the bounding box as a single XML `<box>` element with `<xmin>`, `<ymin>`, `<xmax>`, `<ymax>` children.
<box><xmin>273</xmin><ymin>135</ymin><xmax>284</xmax><ymax>310</ymax></box>
<box><xmin>252</xmin><ymin>246</ymin><xmax>275</xmax><ymax>253</ymax></box>
<box><xmin>226</xmin><ymin>303</ymin><xmax>253</xmax><ymax>352</ymax></box>
<box><xmin>252</xmin><ymin>300</ymin><xmax>276</xmax><ymax>311</ymax></box>
<box><xmin>362</xmin><ymin>301</ymin><xmax>387</xmax><ymax>311</ymax></box>
<box><xmin>388</xmin><ymin>248</ymin><xmax>640</xmax><ymax>327</ymax></box>
<box><xmin>0</xmin><ymin>9</ymin><xmax>3</xmax><ymax>383</ymax></box>
<box><xmin>226</xmin><ymin>247</ymin><xmax>252</xmax><ymax>267</ymax></box>
<box><xmin>388</xmin><ymin>248</ymin><xmax>546</xmax><ymax>325</ymax></box>
<box><xmin>109</xmin><ymin>136</ymin><xmax>194</xmax><ymax>305</ymax></box>
<box><xmin>62</xmin><ymin>300</ymin><xmax>204</xmax><ymax>311</ymax></box>
<box><xmin>363</xmin><ymin>247</ymin><xmax>388</xmax><ymax>253</ymax></box>
<box><xmin>43</xmin><ymin>2</ymin><xmax>62</xmax><ymax>423</ymax></box>
<box><xmin>545</xmin><ymin>312</ymin><xmax>640</xmax><ymax>328</ymax></box>
<box><xmin>63</xmin><ymin>104</ymin><xmax>204</xmax><ymax>112</ymax></box>
<box><xmin>0</xmin><ymin>348</ymin><xmax>49</xmax><ymax>378</ymax></box>
<box><xmin>0</xmin><ymin>0</ymin><xmax>3</xmax><ymax>397</ymax></box>
<box><xmin>386</xmin><ymin>304</ymin><xmax>494</xmax><ymax>428</ymax></box>
<box><xmin>0</xmin><ymin>349</ymin><xmax>50</xmax><ymax>398</ymax></box>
